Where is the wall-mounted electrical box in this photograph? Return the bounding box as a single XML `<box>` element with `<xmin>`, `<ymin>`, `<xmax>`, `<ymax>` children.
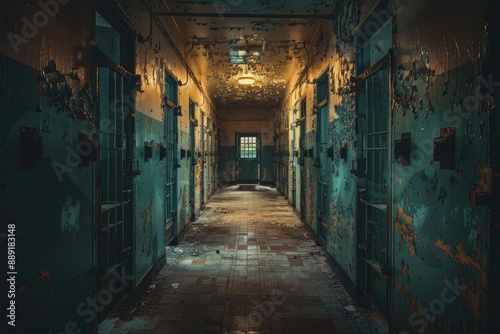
<box><xmin>144</xmin><ymin>142</ymin><xmax>153</xmax><ymax>162</ymax></box>
<box><xmin>394</xmin><ymin>132</ymin><xmax>411</xmax><ymax>166</ymax></box>
<box><xmin>340</xmin><ymin>145</ymin><xmax>348</xmax><ymax>162</ymax></box>
<box><xmin>433</xmin><ymin>127</ymin><xmax>455</xmax><ymax>169</ymax></box>
<box><xmin>131</xmin><ymin>159</ymin><xmax>140</xmax><ymax>175</ymax></box>
<box><xmin>159</xmin><ymin>144</ymin><xmax>167</xmax><ymax>160</ymax></box>
<box><xmin>327</xmin><ymin>146</ymin><xmax>334</xmax><ymax>159</ymax></box>
<box><xmin>174</xmin><ymin>106</ymin><xmax>182</xmax><ymax>116</ymax></box>
<box><xmin>350</xmin><ymin>158</ymin><xmax>366</xmax><ymax>176</ymax></box>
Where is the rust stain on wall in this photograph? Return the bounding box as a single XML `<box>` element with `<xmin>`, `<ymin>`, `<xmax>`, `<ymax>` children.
<box><xmin>433</xmin><ymin>239</ymin><xmax>484</xmax><ymax>275</ymax></box>
<box><xmin>409</xmin><ymin>294</ymin><xmax>421</xmax><ymax>315</ymax></box>
<box><xmin>395</xmin><ymin>206</ymin><xmax>419</xmax><ymax>255</ymax></box>
<box><xmin>402</xmin><ymin>263</ymin><xmax>410</xmax><ymax>281</ymax></box>
<box><xmin>432</xmin><ymin>235</ymin><xmax>488</xmax><ymax>329</ymax></box>
<box><xmin>395</xmin><ymin>279</ymin><xmax>402</xmax><ymax>292</ymax></box>
<box><xmin>36</xmin><ymin>269</ymin><xmax>51</xmax><ymax>280</ymax></box>
<box><xmin>455</xmin><ymin>240</ymin><xmax>481</xmax><ymax>271</ymax></box>
<box><xmin>432</xmin><ymin>239</ymin><xmax>453</xmax><ymax>260</ymax></box>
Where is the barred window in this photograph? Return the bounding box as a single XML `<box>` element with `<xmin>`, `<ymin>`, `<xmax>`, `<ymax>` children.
<box><xmin>240</xmin><ymin>136</ymin><xmax>257</xmax><ymax>158</ymax></box>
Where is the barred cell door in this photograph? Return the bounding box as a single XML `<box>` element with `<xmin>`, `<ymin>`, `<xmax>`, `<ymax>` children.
<box><xmin>164</xmin><ymin>73</ymin><xmax>178</xmax><ymax>244</ymax></box>
<box><xmin>299</xmin><ymin>98</ymin><xmax>307</xmax><ymax>220</ymax></box>
<box><xmin>316</xmin><ymin>71</ymin><xmax>329</xmax><ymax>241</ymax></box>
<box><xmin>96</xmin><ymin>51</ymin><xmax>134</xmax><ymax>319</ymax></box>
<box><xmin>200</xmin><ymin>112</ymin><xmax>206</xmax><ymax>204</ymax></box>
<box><xmin>94</xmin><ymin>4</ymin><xmax>136</xmax><ymax>322</ymax></box>
<box><xmin>291</xmin><ymin>115</ymin><xmax>297</xmax><ymax>206</ymax></box>
<box><xmin>189</xmin><ymin>101</ymin><xmax>196</xmax><ymax>220</ymax></box>
<box><xmin>355</xmin><ymin>15</ymin><xmax>392</xmax><ymax>316</ymax></box>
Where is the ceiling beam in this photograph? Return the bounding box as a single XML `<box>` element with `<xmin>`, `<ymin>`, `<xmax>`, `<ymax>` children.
<box><xmin>152</xmin><ymin>11</ymin><xmax>334</xmax><ymax>19</ymax></box>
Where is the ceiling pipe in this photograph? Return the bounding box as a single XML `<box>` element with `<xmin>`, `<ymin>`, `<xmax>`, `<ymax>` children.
<box><xmin>178</xmin><ymin>42</ymin><xmax>195</xmax><ymax>86</ymax></box>
<box><xmin>137</xmin><ymin>3</ymin><xmax>153</xmax><ymax>43</ymax></box>
<box><xmin>278</xmin><ymin>27</ymin><xmax>333</xmax><ymax>113</ymax></box>
<box><xmin>151</xmin><ymin>0</ymin><xmax>219</xmax><ymax>119</ymax></box>
<box><xmin>152</xmin><ymin>12</ymin><xmax>335</xmax><ymax>20</ymax></box>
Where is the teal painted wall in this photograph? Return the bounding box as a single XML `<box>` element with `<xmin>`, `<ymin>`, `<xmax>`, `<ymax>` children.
<box><xmin>390</xmin><ymin>1</ymin><xmax>490</xmax><ymax>332</ymax></box>
<box><xmin>278</xmin><ymin>0</ymin><xmax>495</xmax><ymax>331</ymax></box>
<box><xmin>219</xmin><ymin>146</ymin><xmax>237</xmax><ymax>183</ymax></box>
<box><xmin>0</xmin><ymin>57</ymin><xmax>95</xmax><ymax>333</ymax></box>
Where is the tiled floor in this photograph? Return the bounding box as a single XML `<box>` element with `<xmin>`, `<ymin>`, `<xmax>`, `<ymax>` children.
<box><xmin>99</xmin><ymin>185</ymin><xmax>388</xmax><ymax>333</ymax></box>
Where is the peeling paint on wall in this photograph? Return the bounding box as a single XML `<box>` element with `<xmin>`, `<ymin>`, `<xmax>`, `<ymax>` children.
<box><xmin>39</xmin><ymin>60</ymin><xmax>93</xmax><ymax>123</ymax></box>
<box><xmin>395</xmin><ymin>205</ymin><xmax>419</xmax><ymax>256</ymax></box>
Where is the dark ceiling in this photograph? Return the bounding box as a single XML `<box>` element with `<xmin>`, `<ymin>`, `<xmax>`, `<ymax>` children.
<box><xmin>157</xmin><ymin>0</ymin><xmax>336</xmax><ymax>112</ymax></box>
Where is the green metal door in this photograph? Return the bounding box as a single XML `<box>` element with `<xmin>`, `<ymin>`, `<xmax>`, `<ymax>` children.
<box><xmin>200</xmin><ymin>112</ymin><xmax>205</xmax><ymax>204</ymax></box>
<box><xmin>237</xmin><ymin>133</ymin><xmax>259</xmax><ymax>183</ymax></box>
<box><xmin>358</xmin><ymin>64</ymin><xmax>390</xmax><ymax>313</ymax></box>
<box><xmin>164</xmin><ymin>73</ymin><xmax>178</xmax><ymax>244</ymax></box>
<box><xmin>94</xmin><ymin>7</ymin><xmax>135</xmax><ymax>321</ymax></box>
<box><xmin>299</xmin><ymin>98</ymin><xmax>307</xmax><ymax>219</ymax></box>
<box><xmin>96</xmin><ymin>53</ymin><xmax>133</xmax><ymax>320</ymax></box>
<box><xmin>189</xmin><ymin>101</ymin><xmax>196</xmax><ymax>220</ymax></box>
<box><xmin>291</xmin><ymin>110</ymin><xmax>297</xmax><ymax>206</ymax></box>
<box><xmin>355</xmin><ymin>15</ymin><xmax>392</xmax><ymax>316</ymax></box>
<box><xmin>316</xmin><ymin>71</ymin><xmax>329</xmax><ymax>241</ymax></box>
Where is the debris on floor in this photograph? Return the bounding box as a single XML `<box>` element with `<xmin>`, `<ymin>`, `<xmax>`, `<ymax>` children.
<box><xmin>100</xmin><ymin>185</ymin><xmax>388</xmax><ymax>334</ymax></box>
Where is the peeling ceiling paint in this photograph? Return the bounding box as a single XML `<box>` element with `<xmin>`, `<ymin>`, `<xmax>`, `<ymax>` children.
<box><xmin>160</xmin><ymin>0</ymin><xmax>335</xmax><ymax>112</ymax></box>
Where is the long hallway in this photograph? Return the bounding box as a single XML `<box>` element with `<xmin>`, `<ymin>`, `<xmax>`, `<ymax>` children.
<box><xmin>99</xmin><ymin>185</ymin><xmax>388</xmax><ymax>333</ymax></box>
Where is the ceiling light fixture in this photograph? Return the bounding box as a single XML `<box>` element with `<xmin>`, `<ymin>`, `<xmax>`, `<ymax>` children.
<box><xmin>238</xmin><ymin>74</ymin><xmax>255</xmax><ymax>85</ymax></box>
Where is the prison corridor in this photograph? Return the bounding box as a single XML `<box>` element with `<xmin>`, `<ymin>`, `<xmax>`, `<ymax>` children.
<box><xmin>99</xmin><ymin>185</ymin><xmax>388</xmax><ymax>334</ymax></box>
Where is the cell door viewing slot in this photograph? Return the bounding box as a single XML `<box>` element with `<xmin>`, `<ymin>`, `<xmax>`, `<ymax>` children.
<box><xmin>237</xmin><ymin>133</ymin><xmax>259</xmax><ymax>183</ymax></box>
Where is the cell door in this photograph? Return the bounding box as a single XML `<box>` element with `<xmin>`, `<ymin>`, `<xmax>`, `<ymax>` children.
<box><xmin>95</xmin><ymin>8</ymin><xmax>134</xmax><ymax>321</ymax></box>
<box><xmin>299</xmin><ymin>98</ymin><xmax>307</xmax><ymax>219</ymax></box>
<box><xmin>357</xmin><ymin>60</ymin><xmax>390</xmax><ymax>314</ymax></box>
<box><xmin>355</xmin><ymin>16</ymin><xmax>392</xmax><ymax>316</ymax></box>
<box><xmin>316</xmin><ymin>71</ymin><xmax>329</xmax><ymax>241</ymax></box>
<box><xmin>200</xmin><ymin>112</ymin><xmax>205</xmax><ymax>204</ymax></box>
<box><xmin>237</xmin><ymin>133</ymin><xmax>259</xmax><ymax>183</ymax></box>
<box><xmin>291</xmin><ymin>110</ymin><xmax>297</xmax><ymax>206</ymax></box>
<box><xmin>189</xmin><ymin>101</ymin><xmax>196</xmax><ymax>220</ymax></box>
<box><xmin>164</xmin><ymin>73</ymin><xmax>178</xmax><ymax>244</ymax></box>
<box><xmin>206</xmin><ymin>117</ymin><xmax>212</xmax><ymax>195</ymax></box>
